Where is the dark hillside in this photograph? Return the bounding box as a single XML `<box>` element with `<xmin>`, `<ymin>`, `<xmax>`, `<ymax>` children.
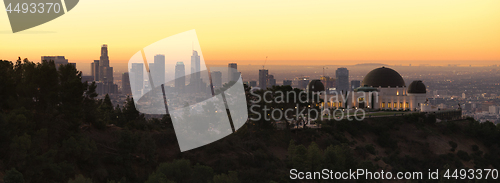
<box><xmin>1</xmin><ymin>59</ymin><xmax>499</xmax><ymax>183</ymax></box>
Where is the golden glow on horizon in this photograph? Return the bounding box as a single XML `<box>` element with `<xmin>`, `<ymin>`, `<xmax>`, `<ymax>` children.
<box><xmin>1</xmin><ymin>0</ymin><xmax>499</xmax><ymax>66</ymax></box>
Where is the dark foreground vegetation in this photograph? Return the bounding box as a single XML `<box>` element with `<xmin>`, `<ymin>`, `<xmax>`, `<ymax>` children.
<box><xmin>1</xmin><ymin>59</ymin><xmax>500</xmax><ymax>183</ymax></box>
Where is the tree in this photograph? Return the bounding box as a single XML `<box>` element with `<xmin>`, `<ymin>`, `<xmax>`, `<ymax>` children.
<box><xmin>58</xmin><ymin>63</ymin><xmax>86</xmax><ymax>127</ymax></box>
<box><xmin>68</xmin><ymin>175</ymin><xmax>92</xmax><ymax>183</ymax></box>
<box><xmin>4</xmin><ymin>168</ymin><xmax>25</xmax><ymax>183</ymax></box>
<box><xmin>95</xmin><ymin>94</ymin><xmax>114</xmax><ymax>129</ymax></box>
<box><xmin>291</xmin><ymin>144</ymin><xmax>307</xmax><ymax>171</ymax></box>
<box><xmin>156</xmin><ymin>159</ymin><xmax>192</xmax><ymax>183</ymax></box>
<box><xmin>323</xmin><ymin>144</ymin><xmax>356</xmax><ymax>172</ymax></box>
<box><xmin>144</xmin><ymin>171</ymin><xmax>168</xmax><ymax>183</ymax></box>
<box><xmin>9</xmin><ymin>133</ymin><xmax>31</xmax><ymax>169</ymax></box>
<box><xmin>306</xmin><ymin>142</ymin><xmax>322</xmax><ymax>172</ymax></box>
<box><xmin>192</xmin><ymin>164</ymin><xmax>214</xmax><ymax>183</ymax></box>
<box><xmin>138</xmin><ymin>133</ymin><xmax>157</xmax><ymax>164</ymax></box>
<box><xmin>123</xmin><ymin>96</ymin><xmax>140</xmax><ymax>122</ymax></box>
<box><xmin>213</xmin><ymin>171</ymin><xmax>240</xmax><ymax>183</ymax></box>
<box><xmin>0</xmin><ymin>60</ymin><xmax>16</xmax><ymax>110</ymax></box>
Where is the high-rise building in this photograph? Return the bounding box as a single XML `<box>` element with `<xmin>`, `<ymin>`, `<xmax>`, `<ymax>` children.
<box><xmin>320</xmin><ymin>76</ymin><xmax>336</xmax><ymax>89</ymax></box>
<box><xmin>351</xmin><ymin>80</ymin><xmax>361</xmax><ymax>90</ymax></box>
<box><xmin>94</xmin><ymin>44</ymin><xmax>118</xmax><ymax>95</ymax></box>
<box><xmin>191</xmin><ymin>50</ymin><xmax>200</xmax><ymax>81</ymax></box>
<box><xmin>283</xmin><ymin>80</ymin><xmax>292</xmax><ymax>86</ymax></box>
<box><xmin>298</xmin><ymin>77</ymin><xmax>309</xmax><ymax>89</ymax></box>
<box><xmin>259</xmin><ymin>69</ymin><xmax>268</xmax><ymax>89</ymax></box>
<box><xmin>122</xmin><ymin>72</ymin><xmax>132</xmax><ymax>95</ymax></box>
<box><xmin>91</xmin><ymin>60</ymin><xmax>99</xmax><ymax>81</ymax></box>
<box><xmin>228</xmin><ymin>63</ymin><xmax>238</xmax><ymax>82</ymax></box>
<box><xmin>102</xmin><ymin>67</ymin><xmax>114</xmax><ymax>83</ymax></box>
<box><xmin>175</xmin><ymin>62</ymin><xmax>185</xmax><ymax>91</ymax></box>
<box><xmin>335</xmin><ymin>68</ymin><xmax>349</xmax><ymax>92</ymax></box>
<box><xmin>81</xmin><ymin>76</ymin><xmax>94</xmax><ymax>83</ymax></box>
<box><xmin>211</xmin><ymin>71</ymin><xmax>222</xmax><ymax>88</ymax></box>
<box><xmin>149</xmin><ymin>63</ymin><xmax>155</xmax><ymax>73</ymax></box>
<box><xmin>153</xmin><ymin>54</ymin><xmax>165</xmax><ymax>86</ymax></box>
<box><xmin>249</xmin><ymin>81</ymin><xmax>257</xmax><ymax>87</ymax></box>
<box><xmin>131</xmin><ymin>63</ymin><xmax>144</xmax><ymax>95</ymax></box>
<box><xmin>41</xmin><ymin>56</ymin><xmax>75</xmax><ymax>70</ymax></box>
<box><xmin>98</xmin><ymin>45</ymin><xmax>113</xmax><ymax>83</ymax></box>
<box><xmin>100</xmin><ymin>44</ymin><xmax>109</xmax><ymax>67</ymax></box>
<box><xmin>268</xmin><ymin>75</ymin><xmax>276</xmax><ymax>87</ymax></box>
<box><xmin>95</xmin><ymin>82</ymin><xmax>118</xmax><ymax>95</ymax></box>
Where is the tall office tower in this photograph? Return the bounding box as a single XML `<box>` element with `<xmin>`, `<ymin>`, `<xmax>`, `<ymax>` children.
<box><xmin>131</xmin><ymin>63</ymin><xmax>144</xmax><ymax>95</ymax></box>
<box><xmin>190</xmin><ymin>50</ymin><xmax>201</xmax><ymax>82</ymax></box>
<box><xmin>211</xmin><ymin>71</ymin><xmax>222</xmax><ymax>88</ymax></box>
<box><xmin>298</xmin><ymin>77</ymin><xmax>310</xmax><ymax>89</ymax></box>
<box><xmin>90</xmin><ymin>62</ymin><xmax>94</xmax><ymax>77</ymax></box>
<box><xmin>100</xmin><ymin>44</ymin><xmax>109</xmax><ymax>67</ymax></box>
<box><xmin>41</xmin><ymin>56</ymin><xmax>75</xmax><ymax>70</ymax></box>
<box><xmin>228</xmin><ymin>63</ymin><xmax>238</xmax><ymax>82</ymax></box>
<box><xmin>122</xmin><ymin>72</ymin><xmax>132</xmax><ymax>95</ymax></box>
<box><xmin>268</xmin><ymin>75</ymin><xmax>276</xmax><ymax>87</ymax></box>
<box><xmin>249</xmin><ymin>81</ymin><xmax>257</xmax><ymax>87</ymax></box>
<box><xmin>351</xmin><ymin>80</ymin><xmax>361</xmax><ymax>90</ymax></box>
<box><xmin>175</xmin><ymin>62</ymin><xmax>185</xmax><ymax>91</ymax></box>
<box><xmin>149</xmin><ymin>63</ymin><xmax>155</xmax><ymax>73</ymax></box>
<box><xmin>153</xmin><ymin>54</ymin><xmax>165</xmax><ymax>86</ymax></box>
<box><xmin>283</xmin><ymin>80</ymin><xmax>292</xmax><ymax>86</ymax></box>
<box><xmin>259</xmin><ymin>69</ymin><xmax>268</xmax><ymax>89</ymax></box>
<box><xmin>335</xmin><ymin>68</ymin><xmax>349</xmax><ymax>92</ymax></box>
<box><xmin>98</xmin><ymin>44</ymin><xmax>114</xmax><ymax>84</ymax></box>
<box><xmin>91</xmin><ymin>60</ymin><xmax>99</xmax><ymax>81</ymax></box>
<box><xmin>102</xmin><ymin>67</ymin><xmax>114</xmax><ymax>83</ymax></box>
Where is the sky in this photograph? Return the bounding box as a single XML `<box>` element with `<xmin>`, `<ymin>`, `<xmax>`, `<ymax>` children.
<box><xmin>1</xmin><ymin>0</ymin><xmax>499</xmax><ymax>68</ymax></box>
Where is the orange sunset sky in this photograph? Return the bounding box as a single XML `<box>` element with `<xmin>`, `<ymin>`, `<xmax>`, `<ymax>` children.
<box><xmin>1</xmin><ymin>0</ymin><xmax>499</xmax><ymax>66</ymax></box>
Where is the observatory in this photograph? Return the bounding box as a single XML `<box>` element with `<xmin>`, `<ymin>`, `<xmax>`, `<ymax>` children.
<box><xmin>322</xmin><ymin>67</ymin><xmax>428</xmax><ymax>111</ymax></box>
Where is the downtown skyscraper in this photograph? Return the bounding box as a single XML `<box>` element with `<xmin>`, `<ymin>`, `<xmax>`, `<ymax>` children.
<box><xmin>228</xmin><ymin>63</ymin><xmax>238</xmax><ymax>82</ymax></box>
<box><xmin>153</xmin><ymin>54</ymin><xmax>165</xmax><ymax>86</ymax></box>
<box><xmin>259</xmin><ymin>69</ymin><xmax>268</xmax><ymax>89</ymax></box>
<box><xmin>89</xmin><ymin>44</ymin><xmax>117</xmax><ymax>95</ymax></box>
<box><xmin>99</xmin><ymin>44</ymin><xmax>113</xmax><ymax>83</ymax></box>
<box><xmin>122</xmin><ymin>72</ymin><xmax>132</xmax><ymax>95</ymax></box>
<box><xmin>175</xmin><ymin>62</ymin><xmax>185</xmax><ymax>92</ymax></box>
<box><xmin>41</xmin><ymin>56</ymin><xmax>75</xmax><ymax>70</ymax></box>
<box><xmin>336</xmin><ymin>67</ymin><xmax>349</xmax><ymax>92</ymax></box>
<box><xmin>131</xmin><ymin>63</ymin><xmax>144</xmax><ymax>95</ymax></box>
<box><xmin>211</xmin><ymin>71</ymin><xmax>222</xmax><ymax>89</ymax></box>
<box><xmin>91</xmin><ymin>60</ymin><xmax>99</xmax><ymax>81</ymax></box>
<box><xmin>190</xmin><ymin>50</ymin><xmax>200</xmax><ymax>83</ymax></box>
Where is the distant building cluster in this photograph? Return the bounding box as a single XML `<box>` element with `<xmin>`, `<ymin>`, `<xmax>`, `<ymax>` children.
<box><xmin>89</xmin><ymin>45</ymin><xmax>118</xmax><ymax>95</ymax></box>
<box><xmin>41</xmin><ymin>56</ymin><xmax>76</xmax><ymax>70</ymax></box>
